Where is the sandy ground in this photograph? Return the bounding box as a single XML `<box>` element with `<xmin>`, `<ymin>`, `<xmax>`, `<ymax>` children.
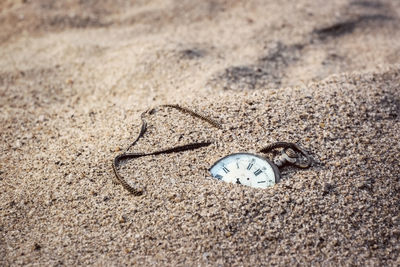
<box><xmin>1</xmin><ymin>0</ymin><xmax>400</xmax><ymax>265</ymax></box>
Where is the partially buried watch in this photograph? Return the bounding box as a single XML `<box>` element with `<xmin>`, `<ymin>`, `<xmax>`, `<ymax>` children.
<box><xmin>209</xmin><ymin>143</ymin><xmax>312</xmax><ymax>188</ymax></box>
<box><xmin>209</xmin><ymin>153</ymin><xmax>281</xmax><ymax>188</ymax></box>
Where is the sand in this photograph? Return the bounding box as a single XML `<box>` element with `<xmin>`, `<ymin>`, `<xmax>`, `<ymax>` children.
<box><xmin>1</xmin><ymin>0</ymin><xmax>399</xmax><ymax>265</ymax></box>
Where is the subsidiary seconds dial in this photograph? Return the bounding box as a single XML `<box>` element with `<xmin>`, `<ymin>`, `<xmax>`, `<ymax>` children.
<box><xmin>209</xmin><ymin>153</ymin><xmax>281</xmax><ymax>188</ymax></box>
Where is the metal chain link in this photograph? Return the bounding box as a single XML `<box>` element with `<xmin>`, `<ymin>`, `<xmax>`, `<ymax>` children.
<box><xmin>259</xmin><ymin>142</ymin><xmax>312</xmax><ymax>168</ymax></box>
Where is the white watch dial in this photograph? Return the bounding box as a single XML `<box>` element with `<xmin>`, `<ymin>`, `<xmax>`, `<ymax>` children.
<box><xmin>209</xmin><ymin>153</ymin><xmax>280</xmax><ymax>188</ymax></box>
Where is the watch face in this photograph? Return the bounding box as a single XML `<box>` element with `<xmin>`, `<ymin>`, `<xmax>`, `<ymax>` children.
<box><xmin>209</xmin><ymin>153</ymin><xmax>281</xmax><ymax>188</ymax></box>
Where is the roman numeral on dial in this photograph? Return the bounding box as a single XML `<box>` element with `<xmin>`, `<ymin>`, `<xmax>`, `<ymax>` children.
<box><xmin>215</xmin><ymin>174</ymin><xmax>223</xmax><ymax>180</ymax></box>
<box><xmin>247</xmin><ymin>163</ymin><xmax>254</xmax><ymax>170</ymax></box>
<box><xmin>222</xmin><ymin>167</ymin><xmax>230</xmax><ymax>173</ymax></box>
<box><xmin>254</xmin><ymin>169</ymin><xmax>262</xmax><ymax>176</ymax></box>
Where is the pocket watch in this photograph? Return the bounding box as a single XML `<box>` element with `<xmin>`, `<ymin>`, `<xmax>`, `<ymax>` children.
<box><xmin>209</xmin><ymin>153</ymin><xmax>280</xmax><ymax>188</ymax></box>
<box><xmin>209</xmin><ymin>143</ymin><xmax>312</xmax><ymax>189</ymax></box>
